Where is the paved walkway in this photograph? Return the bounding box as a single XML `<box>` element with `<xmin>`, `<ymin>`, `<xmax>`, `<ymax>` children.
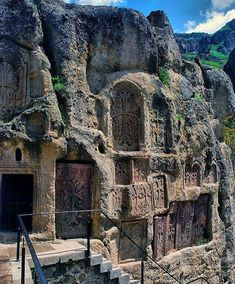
<box><xmin>0</xmin><ymin>245</ymin><xmax>13</xmax><ymax>284</ymax></box>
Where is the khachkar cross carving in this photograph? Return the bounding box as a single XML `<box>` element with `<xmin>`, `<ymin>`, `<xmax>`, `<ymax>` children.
<box><xmin>184</xmin><ymin>163</ymin><xmax>201</xmax><ymax>188</ymax></box>
<box><xmin>0</xmin><ymin>62</ymin><xmax>18</xmax><ymax>117</ymax></box>
<box><xmin>111</xmin><ymin>88</ymin><xmax>140</xmax><ymax>151</ymax></box>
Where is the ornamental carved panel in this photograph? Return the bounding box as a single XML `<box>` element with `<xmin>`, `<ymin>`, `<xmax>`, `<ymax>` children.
<box><xmin>153</xmin><ymin>216</ymin><xmax>167</xmax><ymax>260</ymax></box>
<box><xmin>119</xmin><ymin>220</ymin><xmax>147</xmax><ymax>262</ymax></box>
<box><xmin>132</xmin><ymin>159</ymin><xmax>149</xmax><ymax>183</ymax></box>
<box><xmin>0</xmin><ymin>57</ymin><xmax>28</xmax><ymax>121</ymax></box>
<box><xmin>165</xmin><ymin>203</ymin><xmax>178</xmax><ymax>254</ymax></box>
<box><xmin>151</xmin><ymin>175</ymin><xmax>168</xmax><ymax>210</ymax></box>
<box><xmin>129</xmin><ymin>183</ymin><xmax>152</xmax><ymax>217</ymax></box>
<box><xmin>204</xmin><ymin>164</ymin><xmax>218</xmax><ymax>184</ymax></box>
<box><xmin>108</xmin><ymin>187</ymin><xmax>129</xmax><ymax>218</ymax></box>
<box><xmin>184</xmin><ymin>163</ymin><xmax>201</xmax><ymax>188</ymax></box>
<box><xmin>115</xmin><ymin>159</ymin><xmax>131</xmax><ymax>185</ymax></box>
<box><xmin>56</xmin><ymin>163</ymin><xmax>93</xmax><ymax>238</ymax></box>
<box><xmin>192</xmin><ymin>195</ymin><xmax>209</xmax><ymax>244</ymax></box>
<box><xmin>178</xmin><ymin>202</ymin><xmax>194</xmax><ymax>249</ymax></box>
<box><xmin>111</xmin><ymin>85</ymin><xmax>141</xmax><ymax>151</ymax></box>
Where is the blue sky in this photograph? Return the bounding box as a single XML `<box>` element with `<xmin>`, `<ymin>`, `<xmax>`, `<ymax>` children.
<box><xmin>64</xmin><ymin>0</ymin><xmax>235</xmax><ymax>33</ymax></box>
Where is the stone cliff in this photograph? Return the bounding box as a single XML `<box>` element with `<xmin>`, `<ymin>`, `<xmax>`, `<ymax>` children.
<box><xmin>0</xmin><ymin>0</ymin><xmax>235</xmax><ymax>283</ymax></box>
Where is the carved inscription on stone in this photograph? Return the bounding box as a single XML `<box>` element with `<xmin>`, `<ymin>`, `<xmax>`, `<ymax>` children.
<box><xmin>111</xmin><ymin>85</ymin><xmax>141</xmax><ymax>151</ymax></box>
<box><xmin>166</xmin><ymin>203</ymin><xmax>178</xmax><ymax>254</ymax></box>
<box><xmin>132</xmin><ymin>159</ymin><xmax>149</xmax><ymax>183</ymax></box>
<box><xmin>204</xmin><ymin>164</ymin><xmax>218</xmax><ymax>184</ymax></box>
<box><xmin>178</xmin><ymin>202</ymin><xmax>194</xmax><ymax>249</ymax></box>
<box><xmin>129</xmin><ymin>183</ymin><xmax>152</xmax><ymax>217</ymax></box>
<box><xmin>119</xmin><ymin>220</ymin><xmax>146</xmax><ymax>262</ymax></box>
<box><xmin>109</xmin><ymin>187</ymin><xmax>128</xmax><ymax>218</ymax></box>
<box><xmin>151</xmin><ymin>175</ymin><xmax>168</xmax><ymax>209</ymax></box>
<box><xmin>184</xmin><ymin>163</ymin><xmax>201</xmax><ymax>188</ymax></box>
<box><xmin>153</xmin><ymin>216</ymin><xmax>167</xmax><ymax>260</ymax></box>
<box><xmin>115</xmin><ymin>160</ymin><xmax>131</xmax><ymax>185</ymax></box>
<box><xmin>56</xmin><ymin>163</ymin><xmax>93</xmax><ymax>238</ymax></box>
<box><xmin>0</xmin><ymin>62</ymin><xmax>18</xmax><ymax>118</ymax></box>
<box><xmin>192</xmin><ymin>195</ymin><xmax>209</xmax><ymax>244</ymax></box>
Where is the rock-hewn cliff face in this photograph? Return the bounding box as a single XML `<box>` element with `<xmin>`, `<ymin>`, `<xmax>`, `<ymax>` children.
<box><xmin>1</xmin><ymin>0</ymin><xmax>235</xmax><ymax>283</ymax></box>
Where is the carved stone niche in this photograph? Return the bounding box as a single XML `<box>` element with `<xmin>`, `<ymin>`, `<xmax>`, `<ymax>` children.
<box><xmin>165</xmin><ymin>203</ymin><xmax>178</xmax><ymax>254</ymax></box>
<box><xmin>108</xmin><ymin>187</ymin><xmax>129</xmax><ymax>219</ymax></box>
<box><xmin>184</xmin><ymin>163</ymin><xmax>201</xmax><ymax>188</ymax></box>
<box><xmin>153</xmin><ymin>215</ymin><xmax>167</xmax><ymax>260</ymax></box>
<box><xmin>192</xmin><ymin>194</ymin><xmax>210</xmax><ymax>244</ymax></box>
<box><xmin>111</xmin><ymin>82</ymin><xmax>144</xmax><ymax>151</ymax></box>
<box><xmin>119</xmin><ymin>220</ymin><xmax>147</xmax><ymax>263</ymax></box>
<box><xmin>0</xmin><ymin>54</ymin><xmax>28</xmax><ymax>121</ymax></box>
<box><xmin>178</xmin><ymin>202</ymin><xmax>194</xmax><ymax>249</ymax></box>
<box><xmin>204</xmin><ymin>163</ymin><xmax>218</xmax><ymax>184</ymax></box>
<box><xmin>129</xmin><ymin>183</ymin><xmax>152</xmax><ymax>217</ymax></box>
<box><xmin>148</xmin><ymin>174</ymin><xmax>169</xmax><ymax>210</ymax></box>
<box><xmin>115</xmin><ymin>158</ymin><xmax>149</xmax><ymax>185</ymax></box>
<box><xmin>115</xmin><ymin>159</ymin><xmax>132</xmax><ymax>185</ymax></box>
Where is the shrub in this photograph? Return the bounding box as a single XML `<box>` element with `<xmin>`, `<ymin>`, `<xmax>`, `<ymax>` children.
<box><xmin>223</xmin><ymin>117</ymin><xmax>235</xmax><ymax>152</ymax></box>
<box><xmin>159</xmin><ymin>67</ymin><xmax>170</xmax><ymax>86</ymax></box>
<box><xmin>194</xmin><ymin>92</ymin><xmax>205</xmax><ymax>103</ymax></box>
<box><xmin>52</xmin><ymin>76</ymin><xmax>64</xmax><ymax>92</ymax></box>
<box><xmin>176</xmin><ymin>113</ymin><xmax>185</xmax><ymax>121</ymax></box>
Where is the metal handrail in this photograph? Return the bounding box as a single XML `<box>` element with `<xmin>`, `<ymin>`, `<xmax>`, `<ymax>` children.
<box><xmin>17</xmin><ymin>215</ymin><xmax>47</xmax><ymax>284</ymax></box>
<box><xmin>16</xmin><ymin>209</ymin><xmax>211</xmax><ymax>284</ymax></box>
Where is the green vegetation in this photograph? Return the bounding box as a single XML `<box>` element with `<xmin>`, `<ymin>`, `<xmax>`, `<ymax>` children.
<box><xmin>176</xmin><ymin>113</ymin><xmax>185</xmax><ymax>121</ymax></box>
<box><xmin>182</xmin><ymin>52</ymin><xmax>198</xmax><ymax>62</ymax></box>
<box><xmin>194</xmin><ymin>92</ymin><xmax>205</xmax><ymax>103</ymax></box>
<box><xmin>220</xmin><ymin>24</ymin><xmax>230</xmax><ymax>31</ymax></box>
<box><xmin>52</xmin><ymin>76</ymin><xmax>65</xmax><ymax>92</ymax></box>
<box><xmin>209</xmin><ymin>44</ymin><xmax>228</xmax><ymax>60</ymax></box>
<box><xmin>223</xmin><ymin>117</ymin><xmax>235</xmax><ymax>152</ymax></box>
<box><xmin>159</xmin><ymin>67</ymin><xmax>170</xmax><ymax>86</ymax></box>
<box><xmin>201</xmin><ymin>60</ymin><xmax>223</xmax><ymax>69</ymax></box>
<box><xmin>195</xmin><ymin>238</ymin><xmax>210</xmax><ymax>246</ymax></box>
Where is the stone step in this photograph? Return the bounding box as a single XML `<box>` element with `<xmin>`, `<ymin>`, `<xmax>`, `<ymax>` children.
<box><xmin>90</xmin><ymin>253</ymin><xmax>103</xmax><ymax>266</ymax></box>
<box><xmin>110</xmin><ymin>266</ymin><xmax>122</xmax><ymax>279</ymax></box>
<box><xmin>100</xmin><ymin>259</ymin><xmax>113</xmax><ymax>273</ymax></box>
<box><xmin>119</xmin><ymin>272</ymin><xmax>131</xmax><ymax>284</ymax></box>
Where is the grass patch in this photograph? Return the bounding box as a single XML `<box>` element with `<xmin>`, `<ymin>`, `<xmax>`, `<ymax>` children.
<box><xmin>194</xmin><ymin>92</ymin><xmax>205</xmax><ymax>103</ymax></box>
<box><xmin>176</xmin><ymin>113</ymin><xmax>185</xmax><ymax>121</ymax></box>
<box><xmin>159</xmin><ymin>67</ymin><xmax>170</xmax><ymax>86</ymax></box>
<box><xmin>201</xmin><ymin>60</ymin><xmax>223</xmax><ymax>69</ymax></box>
<box><xmin>182</xmin><ymin>52</ymin><xmax>198</xmax><ymax>62</ymax></box>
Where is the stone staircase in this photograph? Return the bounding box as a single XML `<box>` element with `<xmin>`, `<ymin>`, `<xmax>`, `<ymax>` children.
<box><xmin>11</xmin><ymin>239</ymin><xmax>140</xmax><ymax>284</ymax></box>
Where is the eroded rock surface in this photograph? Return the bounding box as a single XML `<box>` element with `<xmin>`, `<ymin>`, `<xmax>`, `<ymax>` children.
<box><xmin>0</xmin><ymin>0</ymin><xmax>235</xmax><ymax>283</ymax></box>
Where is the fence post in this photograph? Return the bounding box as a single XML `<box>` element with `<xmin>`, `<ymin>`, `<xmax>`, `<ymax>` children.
<box><xmin>16</xmin><ymin>227</ymin><xmax>21</xmax><ymax>261</ymax></box>
<box><xmin>141</xmin><ymin>258</ymin><xmax>144</xmax><ymax>284</ymax></box>
<box><xmin>21</xmin><ymin>237</ymin><xmax>25</xmax><ymax>284</ymax></box>
<box><xmin>86</xmin><ymin>215</ymin><xmax>92</xmax><ymax>259</ymax></box>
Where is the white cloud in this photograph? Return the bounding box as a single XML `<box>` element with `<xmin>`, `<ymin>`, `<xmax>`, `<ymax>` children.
<box><xmin>186</xmin><ymin>9</ymin><xmax>235</xmax><ymax>34</ymax></box>
<box><xmin>184</xmin><ymin>20</ymin><xmax>196</xmax><ymax>31</ymax></box>
<box><xmin>212</xmin><ymin>0</ymin><xmax>235</xmax><ymax>10</ymax></box>
<box><xmin>65</xmin><ymin>0</ymin><xmax>124</xmax><ymax>5</ymax></box>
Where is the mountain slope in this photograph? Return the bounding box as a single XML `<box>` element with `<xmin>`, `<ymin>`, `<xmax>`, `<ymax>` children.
<box><xmin>175</xmin><ymin>19</ymin><xmax>235</xmax><ymax>68</ymax></box>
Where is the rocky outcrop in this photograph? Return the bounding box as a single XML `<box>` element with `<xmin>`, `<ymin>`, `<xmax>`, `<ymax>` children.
<box><xmin>147</xmin><ymin>10</ymin><xmax>182</xmax><ymax>69</ymax></box>
<box><xmin>224</xmin><ymin>48</ymin><xmax>235</xmax><ymax>91</ymax></box>
<box><xmin>0</xmin><ymin>1</ymin><xmax>235</xmax><ymax>283</ymax></box>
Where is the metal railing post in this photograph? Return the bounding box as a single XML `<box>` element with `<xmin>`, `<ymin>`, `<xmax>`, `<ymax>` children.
<box><xmin>141</xmin><ymin>258</ymin><xmax>144</xmax><ymax>284</ymax></box>
<box><xmin>21</xmin><ymin>237</ymin><xmax>25</xmax><ymax>284</ymax></box>
<box><xmin>16</xmin><ymin>227</ymin><xmax>21</xmax><ymax>261</ymax></box>
<box><xmin>86</xmin><ymin>215</ymin><xmax>92</xmax><ymax>259</ymax></box>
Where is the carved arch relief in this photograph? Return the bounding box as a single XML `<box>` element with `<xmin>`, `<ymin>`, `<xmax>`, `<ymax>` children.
<box><xmin>184</xmin><ymin>163</ymin><xmax>201</xmax><ymax>188</ymax></box>
<box><xmin>111</xmin><ymin>82</ymin><xmax>143</xmax><ymax>151</ymax></box>
<box><xmin>0</xmin><ymin>52</ymin><xmax>28</xmax><ymax>121</ymax></box>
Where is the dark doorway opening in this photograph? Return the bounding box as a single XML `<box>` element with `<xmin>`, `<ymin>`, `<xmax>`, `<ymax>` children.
<box><xmin>0</xmin><ymin>174</ymin><xmax>34</xmax><ymax>231</ymax></box>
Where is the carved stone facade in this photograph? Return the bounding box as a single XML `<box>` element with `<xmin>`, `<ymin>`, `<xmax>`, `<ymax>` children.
<box><xmin>153</xmin><ymin>195</ymin><xmax>211</xmax><ymax>260</ymax></box>
<box><xmin>184</xmin><ymin>163</ymin><xmax>201</xmax><ymax>188</ymax></box>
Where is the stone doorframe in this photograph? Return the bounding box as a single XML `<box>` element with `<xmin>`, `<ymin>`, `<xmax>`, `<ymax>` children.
<box><xmin>0</xmin><ymin>166</ymin><xmax>38</xmax><ymax>232</ymax></box>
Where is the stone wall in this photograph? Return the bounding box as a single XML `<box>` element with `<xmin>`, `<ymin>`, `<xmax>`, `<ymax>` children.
<box><xmin>0</xmin><ymin>0</ymin><xmax>235</xmax><ymax>283</ymax></box>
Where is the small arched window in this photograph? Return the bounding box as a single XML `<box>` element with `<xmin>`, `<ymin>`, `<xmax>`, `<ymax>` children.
<box><xmin>111</xmin><ymin>82</ymin><xmax>142</xmax><ymax>151</ymax></box>
<box><xmin>15</xmin><ymin>148</ymin><xmax>22</xmax><ymax>161</ymax></box>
